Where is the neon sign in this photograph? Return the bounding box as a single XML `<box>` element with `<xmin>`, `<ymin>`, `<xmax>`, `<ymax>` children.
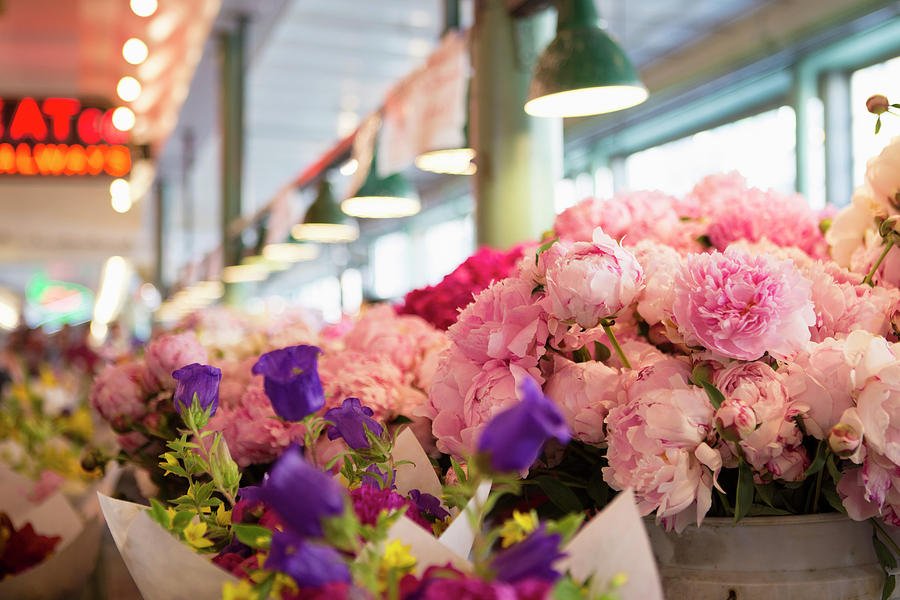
<box><xmin>0</xmin><ymin>97</ymin><xmax>132</xmax><ymax>177</ymax></box>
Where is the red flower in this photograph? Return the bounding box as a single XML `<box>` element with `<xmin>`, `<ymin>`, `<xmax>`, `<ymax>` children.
<box><xmin>0</xmin><ymin>513</ymin><xmax>61</xmax><ymax>578</ymax></box>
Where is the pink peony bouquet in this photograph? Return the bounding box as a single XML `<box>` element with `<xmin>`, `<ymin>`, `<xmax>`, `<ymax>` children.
<box><xmin>423</xmin><ymin>170</ymin><xmax>900</xmax><ymax>542</ymax></box>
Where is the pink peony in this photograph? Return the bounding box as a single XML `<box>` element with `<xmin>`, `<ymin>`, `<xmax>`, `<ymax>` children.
<box><xmin>543</xmin><ymin>357</ymin><xmax>621</xmax><ymax>444</ymax></box>
<box><xmin>318</xmin><ymin>350</ymin><xmax>426</xmax><ymax>420</ymax></box>
<box><xmin>398</xmin><ymin>245</ymin><xmax>527</xmax><ymax>330</ymax></box>
<box><xmin>342</xmin><ymin>305</ymin><xmax>449</xmax><ymax>391</ymax></box>
<box><xmin>713</xmin><ymin>362</ymin><xmax>807</xmax><ymax>480</ymax></box>
<box><xmin>672</xmin><ymin>249</ymin><xmax>815</xmax><ymax>361</ymax></box>
<box><xmin>865</xmin><ymin>136</ymin><xmax>900</xmax><ymax>217</ymax></box>
<box><xmin>543</xmin><ymin>229</ymin><xmax>644</xmax><ymax>329</ymax></box>
<box><xmin>448</xmin><ymin>276</ymin><xmax>548</xmax><ymax>364</ymax></box>
<box><xmin>217</xmin><ymin>357</ymin><xmax>259</xmax><ymax>410</ymax></box>
<box><xmin>603</xmin><ymin>379</ymin><xmax>720</xmax><ymax>532</ymax></box>
<box><xmin>426</xmin><ymin>348</ymin><xmax>542</xmax><ymax>457</ymax></box>
<box><xmin>144</xmin><ymin>332</ymin><xmax>207</xmax><ymax>387</ymax></box>
<box><xmin>707</xmin><ymin>187</ymin><xmax>829</xmax><ymax>259</ymax></box>
<box><xmin>784</xmin><ymin>331</ymin><xmax>898</xmax><ymax>438</ymax></box>
<box><xmin>208</xmin><ymin>381</ymin><xmax>305</xmax><ymax>467</ymax></box>
<box><xmin>806</xmin><ymin>263</ymin><xmax>899</xmax><ymax>341</ymax></box>
<box><xmin>681</xmin><ymin>171</ymin><xmax>748</xmax><ymax>219</ymax></box>
<box><xmin>90</xmin><ymin>361</ymin><xmax>152</xmax><ymax>430</ymax></box>
<box><xmin>826</xmin><ymin>191</ymin><xmax>877</xmax><ymax>268</ymax></box>
<box><xmin>630</xmin><ymin>240</ymin><xmax>682</xmax><ymax>326</ymax></box>
<box><xmin>828</xmin><ymin>409</ymin><xmax>865</xmax><ymax>462</ymax></box>
<box><xmin>855</xmin><ymin>362</ymin><xmax>900</xmax><ymax>466</ymax></box>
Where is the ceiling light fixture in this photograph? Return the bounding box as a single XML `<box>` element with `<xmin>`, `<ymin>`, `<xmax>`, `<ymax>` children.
<box><xmin>415</xmin><ymin>147</ymin><xmax>476</xmax><ymax>175</ymax></box>
<box><xmin>524</xmin><ymin>0</ymin><xmax>647</xmax><ymax>118</ymax></box>
<box><xmin>130</xmin><ymin>0</ymin><xmax>158</xmax><ymax>17</ymax></box>
<box><xmin>292</xmin><ymin>179</ymin><xmax>360</xmax><ymax>243</ymax></box>
<box><xmin>122</xmin><ymin>38</ymin><xmax>149</xmax><ymax>65</ymax></box>
<box><xmin>341</xmin><ymin>155</ymin><xmax>421</xmax><ymax>219</ymax></box>
<box><xmin>116</xmin><ymin>76</ymin><xmax>142</xmax><ymax>102</ymax></box>
<box><xmin>112</xmin><ymin>106</ymin><xmax>136</xmax><ymax>131</ymax></box>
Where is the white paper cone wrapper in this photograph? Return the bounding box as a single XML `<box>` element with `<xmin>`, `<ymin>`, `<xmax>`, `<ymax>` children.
<box><xmin>559</xmin><ymin>489</ymin><xmax>664</xmax><ymax>600</ymax></box>
<box><xmin>0</xmin><ymin>465</ymin><xmax>110</xmax><ymax>599</ymax></box>
<box><xmin>98</xmin><ymin>493</ymin><xmax>237</xmax><ymax>600</ymax></box>
<box><xmin>392</xmin><ymin>428</ymin><xmax>443</xmax><ymax>500</ymax></box>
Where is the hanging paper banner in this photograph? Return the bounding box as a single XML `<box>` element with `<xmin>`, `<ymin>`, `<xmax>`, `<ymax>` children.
<box><xmin>377</xmin><ymin>31</ymin><xmax>469</xmax><ymax>177</ymax></box>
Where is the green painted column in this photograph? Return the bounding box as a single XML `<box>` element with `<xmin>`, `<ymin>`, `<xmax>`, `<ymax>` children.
<box><xmin>471</xmin><ymin>0</ymin><xmax>562</xmax><ymax>249</ymax></box>
<box><xmin>219</xmin><ymin>17</ymin><xmax>248</xmax><ymax>305</ymax></box>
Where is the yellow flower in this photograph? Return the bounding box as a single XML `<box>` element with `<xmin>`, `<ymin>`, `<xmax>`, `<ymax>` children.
<box><xmin>63</xmin><ymin>407</ymin><xmax>94</xmax><ymax>440</ymax></box>
<box><xmin>609</xmin><ymin>572</ymin><xmax>629</xmax><ymax>588</ymax></box>
<box><xmin>222</xmin><ymin>579</ymin><xmax>256</xmax><ymax>600</ymax></box>
<box><xmin>216</xmin><ymin>504</ymin><xmax>232</xmax><ymax>527</ymax></box>
<box><xmin>499</xmin><ymin>510</ymin><xmax>538</xmax><ymax>548</ymax></box>
<box><xmin>381</xmin><ymin>539</ymin><xmax>417</xmax><ymax>573</ymax></box>
<box><xmin>182</xmin><ymin>520</ymin><xmax>214</xmax><ymax>549</ymax></box>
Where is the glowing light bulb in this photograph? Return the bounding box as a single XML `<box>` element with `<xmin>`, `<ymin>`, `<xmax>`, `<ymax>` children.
<box><xmin>122</xmin><ymin>38</ymin><xmax>149</xmax><ymax>65</ymax></box>
<box><xmin>116</xmin><ymin>76</ymin><xmax>142</xmax><ymax>102</ymax></box>
<box><xmin>130</xmin><ymin>0</ymin><xmax>158</xmax><ymax>17</ymax></box>
<box><xmin>112</xmin><ymin>107</ymin><xmax>136</xmax><ymax>132</ymax></box>
<box><xmin>111</xmin><ymin>194</ymin><xmax>132</xmax><ymax>213</ymax></box>
<box><xmin>110</xmin><ymin>178</ymin><xmax>130</xmax><ymax>198</ymax></box>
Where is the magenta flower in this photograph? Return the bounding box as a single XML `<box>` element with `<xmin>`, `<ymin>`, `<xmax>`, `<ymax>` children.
<box><xmin>490</xmin><ymin>526</ymin><xmax>565</xmax><ymax>583</ymax></box>
<box><xmin>672</xmin><ymin>249</ymin><xmax>815</xmax><ymax>361</ymax></box>
<box><xmin>172</xmin><ymin>363</ymin><xmax>221</xmax><ymax>416</ymax></box>
<box><xmin>324</xmin><ymin>397</ymin><xmax>383</xmax><ymax>449</ymax></box>
<box><xmin>252</xmin><ymin>445</ymin><xmax>344</xmax><ymax>538</ymax></box>
<box><xmin>265</xmin><ymin>531</ymin><xmax>350</xmax><ymax>588</ymax></box>
<box><xmin>477</xmin><ymin>378</ymin><xmax>570</xmax><ymax>472</ymax></box>
<box><xmin>252</xmin><ymin>345</ymin><xmax>324</xmax><ymax>421</ymax></box>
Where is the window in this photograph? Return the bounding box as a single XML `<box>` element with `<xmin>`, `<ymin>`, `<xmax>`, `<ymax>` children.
<box><xmin>421</xmin><ymin>217</ymin><xmax>474</xmax><ymax>285</ymax></box>
<box><xmin>370</xmin><ymin>231</ymin><xmax>412</xmax><ymax>299</ymax></box>
<box><xmin>625</xmin><ymin>106</ymin><xmax>797</xmax><ymax>197</ymax></box>
<box><xmin>851</xmin><ymin>56</ymin><xmax>900</xmax><ymax>186</ymax></box>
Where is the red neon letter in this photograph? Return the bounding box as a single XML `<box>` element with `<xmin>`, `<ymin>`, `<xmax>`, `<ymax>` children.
<box><xmin>76</xmin><ymin>108</ymin><xmax>102</xmax><ymax>144</ymax></box>
<box><xmin>10</xmin><ymin>98</ymin><xmax>48</xmax><ymax>141</ymax></box>
<box><xmin>42</xmin><ymin>98</ymin><xmax>80</xmax><ymax>141</ymax></box>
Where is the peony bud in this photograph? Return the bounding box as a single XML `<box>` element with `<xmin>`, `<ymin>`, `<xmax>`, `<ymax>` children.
<box><xmin>867</xmin><ymin>94</ymin><xmax>890</xmax><ymax>115</ymax></box>
<box><xmin>829</xmin><ymin>422</ymin><xmax>862</xmax><ymax>460</ymax></box>
<box><xmin>715</xmin><ymin>400</ymin><xmax>757</xmax><ymax>440</ymax></box>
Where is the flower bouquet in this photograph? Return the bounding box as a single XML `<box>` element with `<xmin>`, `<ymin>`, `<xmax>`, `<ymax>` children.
<box><xmin>419</xmin><ymin>141</ymin><xmax>900</xmax><ymax>597</ymax></box>
<box><xmin>99</xmin><ymin>346</ymin><xmax>661</xmax><ymax>599</ymax></box>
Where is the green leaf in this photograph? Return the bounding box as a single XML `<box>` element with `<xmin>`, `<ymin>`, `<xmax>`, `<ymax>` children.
<box><xmin>148</xmin><ymin>499</ymin><xmax>172</xmax><ymax>529</ymax></box>
<box><xmin>255</xmin><ymin>572</ymin><xmax>277</xmax><ymax>600</ymax></box>
<box><xmin>874</xmin><ymin>533</ymin><xmax>898</xmax><ymax>570</ymax></box>
<box><xmin>754</xmin><ymin>483</ymin><xmax>776</xmax><ymax>508</ymax></box>
<box><xmin>535</xmin><ymin>476</ymin><xmax>583</xmax><ymax>513</ymax></box>
<box><xmin>822</xmin><ymin>484</ymin><xmax>847</xmax><ymax>515</ymax></box>
<box><xmin>876</xmin><ymin>117</ymin><xmax>883</xmax><ymax>135</ymax></box>
<box><xmin>233</xmin><ymin>524</ymin><xmax>273</xmax><ymax>550</ymax></box>
<box><xmin>171</xmin><ymin>511</ymin><xmax>194</xmax><ymax>532</ymax></box>
<box><xmin>690</xmin><ymin>365</ymin><xmax>724</xmax><ymax>409</ymax></box>
<box><xmin>803</xmin><ymin>441</ymin><xmax>829</xmax><ymax>479</ymax></box>
<box><xmin>586</xmin><ymin>471</ymin><xmax>609</xmax><ymax>507</ymax></box>
<box><xmin>883</xmin><ymin>574</ymin><xmax>896</xmax><ymax>600</ymax></box>
<box><xmin>546</xmin><ymin>513</ymin><xmax>585</xmax><ymax>544</ymax></box>
<box><xmin>572</xmin><ymin>347</ymin><xmax>591</xmax><ymax>363</ymax></box>
<box><xmin>747</xmin><ymin>504</ymin><xmax>791</xmax><ymax>516</ymax></box>
<box><xmin>826</xmin><ymin>454</ymin><xmax>842</xmax><ymax>484</ymax></box>
<box><xmin>734</xmin><ymin>460</ymin><xmax>754</xmax><ymax>522</ymax></box>
<box><xmin>535</xmin><ymin>238</ymin><xmax>558</xmax><ymax>265</ymax></box>
<box><xmin>552</xmin><ymin>576</ymin><xmax>585</xmax><ymax>600</ymax></box>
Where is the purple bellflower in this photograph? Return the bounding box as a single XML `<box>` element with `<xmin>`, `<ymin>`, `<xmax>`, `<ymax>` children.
<box><xmin>265</xmin><ymin>531</ymin><xmax>351</xmax><ymax>588</ymax></box>
<box><xmin>477</xmin><ymin>377</ymin><xmax>570</xmax><ymax>472</ymax></box>
<box><xmin>490</xmin><ymin>526</ymin><xmax>566</xmax><ymax>584</ymax></box>
<box><xmin>172</xmin><ymin>363</ymin><xmax>222</xmax><ymax>416</ymax></box>
<box><xmin>253</xmin><ymin>445</ymin><xmax>344</xmax><ymax>538</ymax></box>
<box><xmin>251</xmin><ymin>345</ymin><xmax>325</xmax><ymax>421</ymax></box>
<box><xmin>324</xmin><ymin>397</ymin><xmax>384</xmax><ymax>449</ymax></box>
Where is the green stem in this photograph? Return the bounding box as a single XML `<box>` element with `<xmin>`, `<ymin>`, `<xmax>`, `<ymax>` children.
<box><xmin>863</xmin><ymin>238</ymin><xmax>895</xmax><ymax>286</ymax></box>
<box><xmin>873</xmin><ymin>519</ymin><xmax>900</xmax><ymax>556</ymax></box>
<box><xmin>811</xmin><ymin>463</ymin><xmax>825</xmax><ymax>514</ymax></box>
<box><xmin>188</xmin><ymin>424</ymin><xmax>236</xmax><ymax>507</ymax></box>
<box><xmin>601</xmin><ymin>322</ymin><xmax>631</xmax><ymax>369</ymax></box>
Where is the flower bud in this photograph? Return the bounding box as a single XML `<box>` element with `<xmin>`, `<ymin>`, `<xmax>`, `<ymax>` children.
<box><xmin>829</xmin><ymin>422</ymin><xmax>862</xmax><ymax>459</ymax></box>
<box><xmin>867</xmin><ymin>94</ymin><xmax>890</xmax><ymax>115</ymax></box>
<box><xmin>715</xmin><ymin>401</ymin><xmax>756</xmax><ymax>441</ymax></box>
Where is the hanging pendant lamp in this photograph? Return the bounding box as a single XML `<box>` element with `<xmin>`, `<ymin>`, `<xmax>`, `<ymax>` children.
<box><xmin>341</xmin><ymin>153</ymin><xmax>421</xmax><ymax>219</ymax></box>
<box><xmin>292</xmin><ymin>179</ymin><xmax>360</xmax><ymax>243</ymax></box>
<box><xmin>525</xmin><ymin>0</ymin><xmax>647</xmax><ymax>118</ymax></box>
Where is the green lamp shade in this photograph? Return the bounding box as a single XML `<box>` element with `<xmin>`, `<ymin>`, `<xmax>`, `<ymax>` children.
<box><xmin>341</xmin><ymin>169</ymin><xmax>421</xmax><ymax>219</ymax></box>
<box><xmin>293</xmin><ymin>179</ymin><xmax>359</xmax><ymax>243</ymax></box>
<box><xmin>525</xmin><ymin>0</ymin><xmax>647</xmax><ymax>118</ymax></box>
